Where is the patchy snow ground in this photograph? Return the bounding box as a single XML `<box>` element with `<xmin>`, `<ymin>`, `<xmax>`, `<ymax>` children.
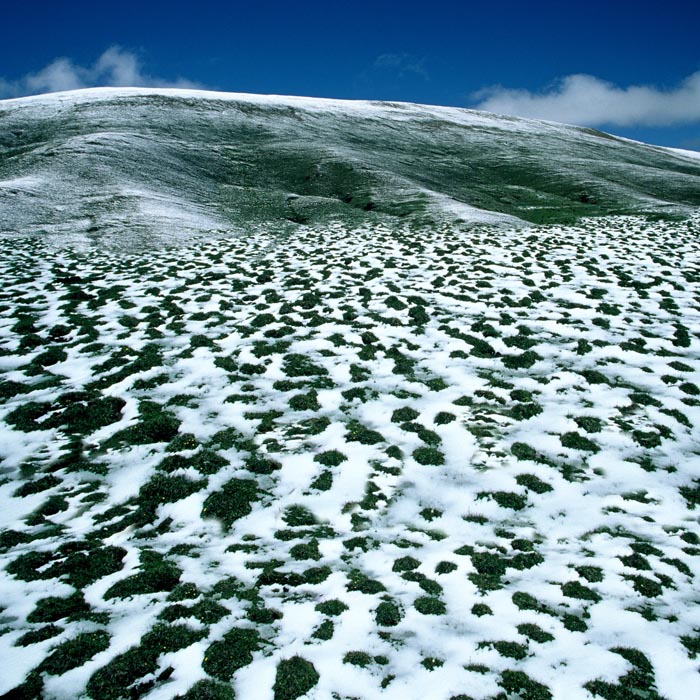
<box><xmin>0</xmin><ymin>215</ymin><xmax>699</xmax><ymax>700</ymax></box>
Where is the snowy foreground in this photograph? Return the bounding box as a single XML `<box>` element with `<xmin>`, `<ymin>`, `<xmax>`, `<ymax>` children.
<box><xmin>1</xmin><ymin>217</ymin><xmax>699</xmax><ymax>700</ymax></box>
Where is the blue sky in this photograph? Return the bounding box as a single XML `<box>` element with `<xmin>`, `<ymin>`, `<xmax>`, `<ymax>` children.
<box><xmin>2</xmin><ymin>0</ymin><xmax>699</xmax><ymax>148</ymax></box>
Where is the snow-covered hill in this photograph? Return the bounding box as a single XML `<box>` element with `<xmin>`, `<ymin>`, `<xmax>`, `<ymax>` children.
<box><xmin>1</xmin><ymin>90</ymin><xmax>700</xmax><ymax>700</ymax></box>
<box><xmin>1</xmin><ymin>88</ymin><xmax>700</xmax><ymax>247</ymax></box>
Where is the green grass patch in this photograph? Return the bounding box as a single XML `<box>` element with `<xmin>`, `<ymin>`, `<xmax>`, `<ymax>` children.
<box><xmin>273</xmin><ymin>656</ymin><xmax>319</xmax><ymax>700</ymax></box>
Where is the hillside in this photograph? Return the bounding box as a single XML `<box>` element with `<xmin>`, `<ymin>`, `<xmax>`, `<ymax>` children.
<box><xmin>0</xmin><ymin>90</ymin><xmax>699</xmax><ymax>700</ymax></box>
<box><xmin>1</xmin><ymin>88</ymin><xmax>700</xmax><ymax>246</ymax></box>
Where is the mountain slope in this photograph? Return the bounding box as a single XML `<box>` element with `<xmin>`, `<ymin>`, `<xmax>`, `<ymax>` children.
<box><xmin>1</xmin><ymin>87</ymin><xmax>699</xmax><ymax>246</ymax></box>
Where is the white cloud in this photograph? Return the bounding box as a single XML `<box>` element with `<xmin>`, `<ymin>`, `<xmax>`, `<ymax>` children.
<box><xmin>473</xmin><ymin>72</ymin><xmax>700</xmax><ymax>127</ymax></box>
<box><xmin>0</xmin><ymin>47</ymin><xmax>202</xmax><ymax>98</ymax></box>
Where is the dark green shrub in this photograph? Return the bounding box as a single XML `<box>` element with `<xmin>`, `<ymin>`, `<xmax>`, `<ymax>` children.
<box><xmin>283</xmin><ymin>505</ymin><xmax>317</xmax><ymax>527</ymax></box>
<box><xmin>343</xmin><ymin>651</ymin><xmax>373</xmax><ymax>667</ymax></box>
<box><xmin>418</xmin><ymin>578</ymin><xmax>443</xmax><ymax>596</ymax></box>
<box><xmin>315</xmin><ymin>599</ymin><xmax>348</xmax><ymax>616</ymax></box>
<box><xmin>502</xmin><ymin>351</ymin><xmax>541</xmax><ymax>369</ymax></box>
<box><xmin>511</xmin><ymin>442</ymin><xmax>538</xmax><ymax>461</ymax></box>
<box><xmin>27</xmin><ymin>592</ymin><xmax>90</xmax><ymax>623</ymax></box>
<box><xmin>282</xmin><ymin>354</ymin><xmax>328</xmax><ymax>377</ymax></box>
<box><xmin>619</xmin><ymin>552</ymin><xmax>651</xmax><ymax>570</ymax></box>
<box><xmin>511</xmin><ymin>402</ymin><xmax>543</xmax><ymax>420</ymax></box>
<box><xmin>413</xmin><ymin>426</ymin><xmax>442</xmax><ymax>445</ymax></box>
<box><xmin>202</xmin><ymin>478</ymin><xmax>260</xmax><ymax>528</ymax></box>
<box><xmin>517</xmin><ymin>623</ymin><xmax>554</xmax><ymax>643</ymax></box>
<box><xmin>434</xmin><ymin>411</ymin><xmax>456</xmax><ymax>424</ymax></box>
<box><xmin>203</xmin><ymin>627</ymin><xmax>262</xmax><ymax>680</ymax></box>
<box><xmin>584</xmin><ymin>647</ymin><xmax>659</xmax><ymax>700</ymax></box>
<box><xmin>175</xmin><ymin>679</ymin><xmax>236</xmax><ymax>700</ymax></box>
<box><xmin>391</xmin><ymin>407</ymin><xmax>419</xmax><ymax>423</ymax></box>
<box><xmin>346</xmin><ymin>570</ymin><xmax>386</xmax><ymax>594</ymax></box>
<box><xmin>471</xmin><ymin>603</ymin><xmax>492</xmax><ymax>616</ymax></box>
<box><xmin>295</xmin><ymin>416</ymin><xmax>330</xmax><ymax>435</ymax></box>
<box><xmin>412</xmin><ymin>447</ymin><xmax>444</xmax><ymax>465</ymax></box>
<box><xmin>314</xmin><ymin>450</ymin><xmax>347</xmax><ymax>467</ymax></box>
<box><xmin>56</xmin><ymin>544</ymin><xmax>126</xmax><ymax>588</ymax></box>
<box><xmin>576</xmin><ymin>566</ymin><xmax>604</xmax><ymax>582</ymax></box>
<box><xmin>86</xmin><ymin>646</ymin><xmax>158</xmax><ymax>699</ymax></box>
<box><xmin>192</xmin><ymin>449</ymin><xmax>228</xmax><ymax>475</ymax></box>
<box><xmin>289</xmin><ymin>391</ymin><xmax>320</xmax><ymax>411</ymax></box>
<box><xmin>245</xmin><ymin>454</ymin><xmax>282</xmax><ymax>475</ymax></box>
<box><xmin>248</xmin><ymin>603</ymin><xmax>282</xmax><ymax>624</ymax></box>
<box><xmin>290</xmin><ymin>539</ymin><xmax>321</xmax><ymax>561</ymax></box>
<box><xmin>512</xmin><ymin>592</ymin><xmax>541</xmax><ymax>611</ymax></box>
<box><xmin>104</xmin><ymin>551</ymin><xmax>181</xmax><ymax>599</ymax></box>
<box><xmin>0</xmin><ymin>379</ymin><xmax>30</xmax><ymax>400</ymax></box>
<box><xmin>13</xmin><ymin>475</ymin><xmax>61</xmax><ymax>497</ymax></box>
<box><xmin>32</xmin><ymin>346</ymin><xmax>68</xmax><ymax>368</ymax></box>
<box><xmin>471</xmin><ymin>552</ymin><xmax>506</xmax><ymax>577</ymax></box>
<box><xmin>167</xmin><ymin>582</ymin><xmax>200</xmax><ymax>601</ymax></box>
<box><xmin>679</xmin><ymin>482</ymin><xmax>700</xmax><ymax>508</ymax></box>
<box><xmin>167</xmin><ymin>433</ymin><xmax>199</xmax><ymax>452</ymax></box>
<box><xmin>310</xmin><ymin>470</ymin><xmax>333</xmax><ymax>491</ymax></box>
<box><xmin>560</xmin><ymin>432</ymin><xmax>599</xmax><ymax>452</ymax></box>
<box><xmin>408</xmin><ymin>305</ymin><xmax>429</xmax><ymax>325</ymax></box>
<box><xmin>6</xmin><ymin>550</ymin><xmax>54</xmax><ymax>581</ymax></box>
<box><xmin>39</xmin><ymin>631</ymin><xmax>110</xmax><ymax>675</ymax></box>
<box><xmin>375</xmin><ymin>600</ymin><xmax>402</xmax><ymax>626</ymax></box>
<box><xmin>273</xmin><ymin>656</ymin><xmax>319</xmax><ymax>700</ymax></box>
<box><xmin>681</xmin><ymin>634</ymin><xmax>700</xmax><ymax>658</ymax></box>
<box><xmin>251</xmin><ymin>312</ymin><xmax>275</xmax><ymax>328</ymax></box>
<box><xmin>414</xmin><ymin>597</ymin><xmax>446</xmax><ymax>615</ymax></box>
<box><xmin>392</xmin><ymin>556</ymin><xmax>420</xmax><ymax>572</ymax></box>
<box><xmin>478</xmin><ymin>491</ymin><xmax>527</xmax><ymax>510</ymax></box>
<box><xmin>190</xmin><ymin>600</ymin><xmax>230</xmax><ymax>624</ymax></box>
<box><xmin>427</xmin><ymin>376</ymin><xmax>451</xmax><ymax>393</ymax></box>
<box><xmin>611</xmin><ymin>646</ymin><xmax>654</xmax><ymax>674</ymax></box>
<box><xmin>435</xmin><ymin>561</ymin><xmax>458</xmax><ymax>574</ymax></box>
<box><xmin>490</xmin><ymin>641</ymin><xmax>528</xmax><ymax>660</ymax></box>
<box><xmin>499</xmin><ymin>670</ymin><xmax>552</xmax><ymax>700</ymax></box>
<box><xmin>385</xmin><ymin>445</ymin><xmax>402</xmax><ymax>460</ymax></box>
<box><xmin>385</xmin><ymin>295</ymin><xmax>406</xmax><ymax>310</ymax></box>
<box><xmin>136</xmin><ymin>474</ymin><xmax>204</xmax><ymax>522</ymax></box>
<box><xmin>632</xmin><ymin>430</ymin><xmax>662</xmax><ymax>448</ymax></box>
<box><xmin>562</xmin><ymin>613</ymin><xmax>588</xmax><ymax>632</ymax></box>
<box><xmin>239</xmin><ymin>362</ymin><xmax>266</xmax><ymax>375</ymax></box>
<box><xmin>510</xmin><ymin>551</ymin><xmax>545</xmax><ymax>570</ymax></box>
<box><xmin>312</xmin><ymin>620</ymin><xmax>334</xmax><ymax>640</ymax></box>
<box><xmin>52</xmin><ymin>395</ymin><xmax>126</xmax><ymax>435</ymax></box>
<box><xmin>346</xmin><ymin>420</ymin><xmax>384</xmax><ymax>445</ymax></box>
<box><xmin>574</xmin><ymin>416</ymin><xmax>603</xmax><ymax>433</ymax></box>
<box><xmin>561</xmin><ymin>580</ymin><xmax>601</xmax><ymax>602</ymax></box>
<box><xmin>141</xmin><ymin>623</ymin><xmax>204</xmax><ymax>653</ymax></box>
<box><xmin>581</xmin><ymin>369</ymin><xmax>608</xmax><ymax>384</ymax></box>
<box><xmin>516</xmin><ymin>474</ymin><xmax>553</xmax><ymax>494</ymax></box>
<box><xmin>303</xmin><ymin>565</ymin><xmax>332</xmax><ymax>584</ymax></box>
<box><xmin>14</xmin><ymin>624</ymin><xmax>64</xmax><ymax>646</ymax></box>
<box><xmin>5</xmin><ymin>401</ymin><xmax>53</xmax><ymax>431</ymax></box>
<box><xmin>627</xmin><ymin>575</ymin><xmax>663</xmax><ymax>597</ymax></box>
<box><xmin>108</xmin><ymin>401</ymin><xmax>179</xmax><ymax>445</ymax></box>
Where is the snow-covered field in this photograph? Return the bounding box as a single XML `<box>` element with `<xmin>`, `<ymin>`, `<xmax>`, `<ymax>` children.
<box><xmin>1</xmin><ymin>215</ymin><xmax>699</xmax><ymax>700</ymax></box>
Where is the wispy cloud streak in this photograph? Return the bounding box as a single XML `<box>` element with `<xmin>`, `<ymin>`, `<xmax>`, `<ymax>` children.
<box><xmin>0</xmin><ymin>47</ymin><xmax>202</xmax><ymax>98</ymax></box>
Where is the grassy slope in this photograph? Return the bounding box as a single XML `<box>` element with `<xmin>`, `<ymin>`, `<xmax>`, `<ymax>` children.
<box><xmin>1</xmin><ymin>89</ymin><xmax>700</xmax><ymax>246</ymax></box>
